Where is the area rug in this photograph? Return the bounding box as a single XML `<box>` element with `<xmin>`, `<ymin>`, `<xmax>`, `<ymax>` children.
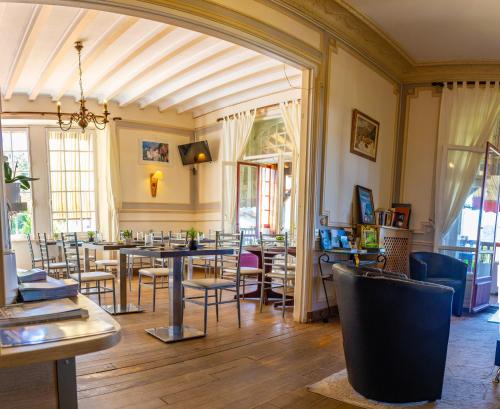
<box><xmin>308</xmin><ymin>369</ymin><xmax>500</xmax><ymax>409</ymax></box>
<box><xmin>308</xmin><ymin>314</ymin><xmax>500</xmax><ymax>409</ymax></box>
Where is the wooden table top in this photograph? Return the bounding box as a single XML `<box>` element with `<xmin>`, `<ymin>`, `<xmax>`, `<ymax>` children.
<box><xmin>82</xmin><ymin>242</ymin><xmax>139</xmax><ymax>250</ymax></box>
<box><xmin>120</xmin><ymin>247</ymin><xmax>233</xmax><ymax>258</ymax></box>
<box><xmin>0</xmin><ymin>295</ymin><xmax>121</xmax><ymax>368</ymax></box>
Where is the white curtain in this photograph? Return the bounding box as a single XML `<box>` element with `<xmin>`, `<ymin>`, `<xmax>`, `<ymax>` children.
<box><xmin>222</xmin><ymin>110</ymin><xmax>256</xmax><ymax>232</ymax></box>
<box><xmin>280</xmin><ymin>100</ymin><xmax>301</xmax><ymax>241</ymax></box>
<box><xmin>435</xmin><ymin>82</ymin><xmax>500</xmax><ymax>246</ymax></box>
<box><xmin>97</xmin><ymin>121</ymin><xmax>122</xmax><ymax>241</ymax></box>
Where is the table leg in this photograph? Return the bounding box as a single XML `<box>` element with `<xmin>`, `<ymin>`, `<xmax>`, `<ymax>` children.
<box><xmin>84</xmin><ymin>247</ymin><xmax>90</xmax><ymax>272</ymax></box>
<box><xmin>188</xmin><ymin>257</ymin><xmax>193</xmax><ymax>279</ymax></box>
<box><xmin>101</xmin><ymin>252</ymin><xmax>144</xmax><ymax>315</ymax></box>
<box><xmin>145</xmin><ymin>256</ymin><xmax>205</xmax><ymax>343</ymax></box>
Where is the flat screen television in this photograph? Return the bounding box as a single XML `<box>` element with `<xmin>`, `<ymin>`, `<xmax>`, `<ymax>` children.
<box><xmin>178</xmin><ymin>140</ymin><xmax>213</xmax><ymax>166</ymax></box>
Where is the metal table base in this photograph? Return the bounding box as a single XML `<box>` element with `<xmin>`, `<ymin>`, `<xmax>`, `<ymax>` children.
<box><xmin>145</xmin><ymin>325</ymin><xmax>205</xmax><ymax>343</ymax></box>
<box><xmin>101</xmin><ymin>303</ymin><xmax>144</xmax><ymax>315</ymax></box>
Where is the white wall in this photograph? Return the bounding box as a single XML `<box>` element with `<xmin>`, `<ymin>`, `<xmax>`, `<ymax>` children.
<box><xmin>322</xmin><ymin>46</ymin><xmax>399</xmax><ymax>227</ymax></box>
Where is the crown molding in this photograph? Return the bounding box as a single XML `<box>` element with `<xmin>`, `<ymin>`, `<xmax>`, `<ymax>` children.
<box><xmin>274</xmin><ymin>0</ymin><xmax>500</xmax><ymax>83</ymax></box>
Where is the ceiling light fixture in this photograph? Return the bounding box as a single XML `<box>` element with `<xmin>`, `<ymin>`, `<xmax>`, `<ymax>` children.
<box><xmin>56</xmin><ymin>41</ymin><xmax>110</xmax><ymax>132</ymax></box>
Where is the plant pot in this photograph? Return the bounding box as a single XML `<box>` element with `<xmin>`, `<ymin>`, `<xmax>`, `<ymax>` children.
<box><xmin>5</xmin><ymin>182</ymin><xmax>21</xmax><ymax>205</ymax></box>
<box><xmin>88</xmin><ymin>237</ymin><xmax>95</xmax><ymax>243</ymax></box>
<box><xmin>125</xmin><ymin>238</ymin><xmax>133</xmax><ymax>245</ymax></box>
<box><xmin>189</xmin><ymin>239</ymin><xmax>198</xmax><ymax>250</ymax></box>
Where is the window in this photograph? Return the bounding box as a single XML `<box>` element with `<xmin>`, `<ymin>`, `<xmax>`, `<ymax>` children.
<box><xmin>244</xmin><ymin>118</ymin><xmax>293</xmax><ymax>158</ymax></box>
<box><xmin>2</xmin><ymin>128</ymin><xmax>33</xmax><ymax>239</ymax></box>
<box><xmin>47</xmin><ymin>129</ymin><xmax>97</xmax><ymax>234</ymax></box>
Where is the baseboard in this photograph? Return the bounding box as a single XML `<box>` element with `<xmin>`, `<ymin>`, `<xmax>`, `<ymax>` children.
<box><xmin>307</xmin><ymin>305</ymin><xmax>339</xmax><ymax>322</ymax></box>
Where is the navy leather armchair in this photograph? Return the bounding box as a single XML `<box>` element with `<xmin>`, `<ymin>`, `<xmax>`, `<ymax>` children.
<box><xmin>409</xmin><ymin>252</ymin><xmax>467</xmax><ymax>316</ymax></box>
<box><xmin>333</xmin><ymin>264</ymin><xmax>453</xmax><ymax>403</ymax></box>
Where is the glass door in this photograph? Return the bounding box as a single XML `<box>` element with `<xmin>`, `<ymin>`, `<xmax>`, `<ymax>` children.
<box><xmin>471</xmin><ymin>142</ymin><xmax>500</xmax><ymax>312</ymax></box>
<box><xmin>236</xmin><ymin>162</ymin><xmax>259</xmax><ymax>241</ymax></box>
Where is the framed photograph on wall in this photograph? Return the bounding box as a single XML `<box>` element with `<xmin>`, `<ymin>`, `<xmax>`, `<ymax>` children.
<box><xmin>140</xmin><ymin>140</ymin><xmax>170</xmax><ymax>164</ymax></box>
<box><xmin>356</xmin><ymin>185</ymin><xmax>375</xmax><ymax>225</ymax></box>
<box><xmin>350</xmin><ymin>109</ymin><xmax>380</xmax><ymax>162</ymax></box>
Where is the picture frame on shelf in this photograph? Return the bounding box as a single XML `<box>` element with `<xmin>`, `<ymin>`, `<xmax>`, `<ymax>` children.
<box><xmin>350</xmin><ymin>109</ymin><xmax>380</xmax><ymax>162</ymax></box>
<box><xmin>391</xmin><ymin>203</ymin><xmax>411</xmax><ymax>229</ymax></box>
<box><xmin>356</xmin><ymin>185</ymin><xmax>375</xmax><ymax>225</ymax></box>
<box><xmin>360</xmin><ymin>225</ymin><xmax>379</xmax><ymax>249</ymax></box>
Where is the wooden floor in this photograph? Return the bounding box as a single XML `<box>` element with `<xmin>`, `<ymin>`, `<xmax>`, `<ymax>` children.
<box><xmin>76</xmin><ymin>274</ymin><xmax>355</xmax><ymax>409</ymax></box>
<box><xmin>76</xmin><ymin>273</ymin><xmax>500</xmax><ymax>409</ymax></box>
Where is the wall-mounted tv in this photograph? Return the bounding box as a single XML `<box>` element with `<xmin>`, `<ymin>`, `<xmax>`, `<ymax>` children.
<box><xmin>178</xmin><ymin>140</ymin><xmax>213</xmax><ymax>166</ymax></box>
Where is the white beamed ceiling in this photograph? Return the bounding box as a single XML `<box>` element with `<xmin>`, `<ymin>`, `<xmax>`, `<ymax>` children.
<box><xmin>0</xmin><ymin>3</ymin><xmax>301</xmax><ymax>116</ymax></box>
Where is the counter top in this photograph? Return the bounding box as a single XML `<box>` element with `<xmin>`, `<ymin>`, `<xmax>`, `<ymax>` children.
<box><xmin>0</xmin><ymin>295</ymin><xmax>121</xmax><ymax>368</ymax></box>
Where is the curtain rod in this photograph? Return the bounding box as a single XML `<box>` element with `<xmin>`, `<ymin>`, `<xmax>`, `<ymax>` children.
<box><xmin>0</xmin><ymin>111</ymin><xmax>122</xmax><ymax>120</ymax></box>
<box><xmin>216</xmin><ymin>99</ymin><xmax>300</xmax><ymax>122</ymax></box>
<box><xmin>432</xmin><ymin>81</ymin><xmax>499</xmax><ymax>87</ymax></box>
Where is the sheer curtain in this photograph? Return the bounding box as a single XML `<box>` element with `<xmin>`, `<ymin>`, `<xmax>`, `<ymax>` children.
<box><xmin>222</xmin><ymin>110</ymin><xmax>256</xmax><ymax>232</ymax></box>
<box><xmin>280</xmin><ymin>100</ymin><xmax>301</xmax><ymax>240</ymax></box>
<box><xmin>435</xmin><ymin>82</ymin><xmax>500</xmax><ymax>246</ymax></box>
<box><xmin>97</xmin><ymin>121</ymin><xmax>122</xmax><ymax>241</ymax></box>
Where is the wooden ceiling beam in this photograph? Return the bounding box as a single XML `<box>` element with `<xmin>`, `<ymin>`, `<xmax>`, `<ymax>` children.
<box><xmin>191</xmin><ymin>75</ymin><xmax>302</xmax><ymax>117</ymax></box>
<box><xmin>101</xmin><ymin>28</ymin><xmax>203</xmax><ymax>103</ymax></box>
<box><xmin>28</xmin><ymin>9</ymin><xmax>99</xmax><ymax>101</ymax></box>
<box><xmin>4</xmin><ymin>5</ymin><xmax>53</xmax><ymax>100</ymax></box>
<box><xmin>117</xmin><ymin>37</ymin><xmax>231</xmax><ymax>107</ymax></box>
<box><xmin>85</xmin><ymin>24</ymin><xmax>174</xmax><ymax>96</ymax></box>
<box><xmin>158</xmin><ymin>55</ymin><xmax>283</xmax><ymax>112</ymax></box>
<box><xmin>52</xmin><ymin>15</ymin><xmax>139</xmax><ymax>102</ymax></box>
<box><xmin>140</xmin><ymin>46</ymin><xmax>259</xmax><ymax>109</ymax></box>
<box><xmin>177</xmin><ymin>66</ymin><xmax>301</xmax><ymax>114</ymax></box>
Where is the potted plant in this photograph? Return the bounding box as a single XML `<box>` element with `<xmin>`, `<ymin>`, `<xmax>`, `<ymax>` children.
<box><xmin>4</xmin><ymin>159</ymin><xmax>38</xmax><ymax>207</ymax></box>
<box><xmin>187</xmin><ymin>227</ymin><xmax>199</xmax><ymax>250</ymax></box>
<box><xmin>87</xmin><ymin>231</ymin><xmax>95</xmax><ymax>243</ymax></box>
<box><xmin>122</xmin><ymin>229</ymin><xmax>133</xmax><ymax>244</ymax></box>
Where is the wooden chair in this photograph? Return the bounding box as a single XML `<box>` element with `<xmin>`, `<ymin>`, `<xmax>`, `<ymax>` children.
<box><xmin>182</xmin><ymin>232</ymin><xmax>244</xmax><ymax>334</ymax></box>
<box><xmin>259</xmin><ymin>232</ymin><xmax>295</xmax><ymax>317</ymax></box>
<box><xmin>62</xmin><ymin>233</ymin><xmax>116</xmax><ymax>311</ymax></box>
<box><xmin>38</xmin><ymin>233</ymin><xmax>74</xmax><ymax>278</ymax></box>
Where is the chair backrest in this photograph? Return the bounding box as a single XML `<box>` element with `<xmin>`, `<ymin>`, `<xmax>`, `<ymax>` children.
<box><xmin>61</xmin><ymin>233</ymin><xmax>81</xmax><ymax>284</ymax></box>
<box><xmin>37</xmin><ymin>233</ymin><xmax>51</xmax><ymax>270</ymax></box>
<box><xmin>152</xmin><ymin>231</ymin><xmax>165</xmax><ymax>244</ymax></box>
<box><xmin>172</xmin><ymin>231</ymin><xmax>188</xmax><ymax>245</ymax></box>
<box><xmin>26</xmin><ymin>234</ymin><xmax>37</xmax><ymax>268</ymax></box>
<box><xmin>216</xmin><ymin>232</ymin><xmax>243</xmax><ymax>286</ymax></box>
<box><xmin>260</xmin><ymin>232</ymin><xmax>293</xmax><ymax>280</ymax></box>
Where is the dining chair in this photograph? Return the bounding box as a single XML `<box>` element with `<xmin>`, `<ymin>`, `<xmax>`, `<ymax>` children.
<box><xmin>63</xmin><ymin>233</ymin><xmax>116</xmax><ymax>311</ymax></box>
<box><xmin>259</xmin><ymin>232</ymin><xmax>295</xmax><ymax>317</ymax></box>
<box><xmin>27</xmin><ymin>234</ymin><xmax>54</xmax><ymax>268</ymax></box>
<box><xmin>137</xmin><ymin>267</ymin><xmax>170</xmax><ymax>312</ymax></box>
<box><xmin>38</xmin><ymin>233</ymin><xmax>75</xmax><ymax>278</ymax></box>
<box><xmin>182</xmin><ymin>232</ymin><xmax>243</xmax><ymax>334</ymax></box>
<box><xmin>218</xmin><ymin>231</ymin><xmax>262</xmax><ymax>297</ymax></box>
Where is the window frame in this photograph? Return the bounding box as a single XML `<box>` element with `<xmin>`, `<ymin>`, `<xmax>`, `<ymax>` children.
<box><xmin>2</xmin><ymin>127</ymin><xmax>35</xmax><ymax>241</ymax></box>
<box><xmin>45</xmin><ymin>127</ymin><xmax>99</xmax><ymax>235</ymax></box>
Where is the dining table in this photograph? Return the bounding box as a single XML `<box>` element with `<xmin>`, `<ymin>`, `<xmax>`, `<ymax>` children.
<box><xmin>120</xmin><ymin>246</ymin><xmax>233</xmax><ymax>342</ymax></box>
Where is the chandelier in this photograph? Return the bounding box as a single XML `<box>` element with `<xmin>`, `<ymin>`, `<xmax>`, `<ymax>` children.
<box><xmin>57</xmin><ymin>41</ymin><xmax>110</xmax><ymax>132</ymax></box>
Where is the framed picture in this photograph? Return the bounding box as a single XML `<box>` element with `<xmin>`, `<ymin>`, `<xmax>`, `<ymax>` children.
<box><xmin>140</xmin><ymin>140</ymin><xmax>170</xmax><ymax>164</ymax></box>
<box><xmin>356</xmin><ymin>185</ymin><xmax>375</xmax><ymax>225</ymax></box>
<box><xmin>350</xmin><ymin>109</ymin><xmax>380</xmax><ymax>162</ymax></box>
<box><xmin>360</xmin><ymin>225</ymin><xmax>379</xmax><ymax>249</ymax></box>
<box><xmin>391</xmin><ymin>203</ymin><xmax>412</xmax><ymax>229</ymax></box>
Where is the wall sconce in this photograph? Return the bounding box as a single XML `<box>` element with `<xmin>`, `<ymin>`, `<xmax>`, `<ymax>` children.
<box><xmin>150</xmin><ymin>170</ymin><xmax>164</xmax><ymax>197</ymax></box>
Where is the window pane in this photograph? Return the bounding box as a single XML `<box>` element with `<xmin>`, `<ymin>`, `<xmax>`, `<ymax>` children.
<box><xmin>11</xmin><ymin>132</ymin><xmax>28</xmax><ymax>151</ymax></box>
<box><xmin>2</xmin><ymin>132</ymin><xmax>11</xmax><ymax>152</ymax></box>
<box><xmin>79</xmin><ymin>152</ymin><xmax>93</xmax><ymax>170</ymax></box>
<box><xmin>50</xmin><ymin>152</ymin><xmax>64</xmax><ymax>170</ymax></box>
<box><xmin>12</xmin><ymin>152</ymin><xmax>30</xmax><ymax>175</ymax></box>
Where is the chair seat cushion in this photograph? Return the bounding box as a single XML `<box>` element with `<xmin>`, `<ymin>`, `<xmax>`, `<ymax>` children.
<box><xmin>223</xmin><ymin>267</ymin><xmax>262</xmax><ymax>275</ymax></box>
<box><xmin>95</xmin><ymin>259</ymin><xmax>118</xmax><ymax>266</ymax></box>
<box><xmin>266</xmin><ymin>271</ymin><xmax>296</xmax><ymax>280</ymax></box>
<box><xmin>426</xmin><ymin>277</ymin><xmax>461</xmax><ymax>292</ymax></box>
<box><xmin>139</xmin><ymin>268</ymin><xmax>171</xmax><ymax>277</ymax></box>
<box><xmin>49</xmin><ymin>262</ymin><xmax>76</xmax><ymax>269</ymax></box>
<box><xmin>182</xmin><ymin>278</ymin><xmax>235</xmax><ymax>289</ymax></box>
<box><xmin>70</xmin><ymin>271</ymin><xmax>115</xmax><ymax>282</ymax></box>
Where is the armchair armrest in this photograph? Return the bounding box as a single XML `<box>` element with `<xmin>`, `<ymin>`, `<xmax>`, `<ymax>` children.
<box><xmin>409</xmin><ymin>256</ymin><xmax>428</xmax><ymax>281</ymax></box>
<box><xmin>445</xmin><ymin>257</ymin><xmax>467</xmax><ymax>283</ymax></box>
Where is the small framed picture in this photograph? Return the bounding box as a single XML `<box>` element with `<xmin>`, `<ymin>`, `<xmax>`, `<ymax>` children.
<box><xmin>360</xmin><ymin>225</ymin><xmax>379</xmax><ymax>249</ymax></box>
<box><xmin>350</xmin><ymin>109</ymin><xmax>380</xmax><ymax>162</ymax></box>
<box><xmin>140</xmin><ymin>140</ymin><xmax>170</xmax><ymax>164</ymax></box>
<box><xmin>356</xmin><ymin>185</ymin><xmax>375</xmax><ymax>225</ymax></box>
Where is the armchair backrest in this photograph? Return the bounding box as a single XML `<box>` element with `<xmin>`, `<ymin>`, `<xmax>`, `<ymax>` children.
<box><xmin>410</xmin><ymin>252</ymin><xmax>467</xmax><ymax>280</ymax></box>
